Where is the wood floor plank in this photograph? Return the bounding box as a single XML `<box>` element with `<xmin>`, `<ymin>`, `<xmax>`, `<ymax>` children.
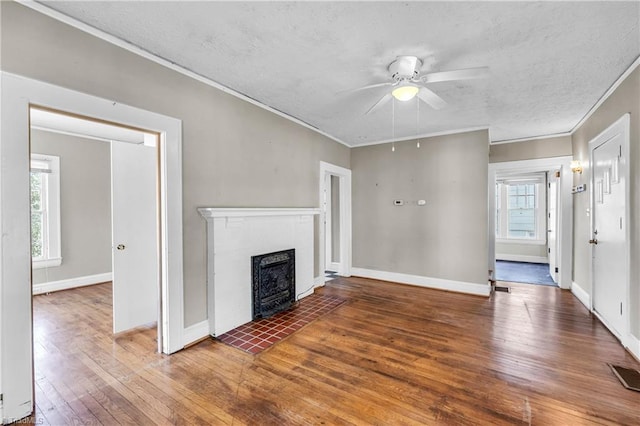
<box><xmin>27</xmin><ymin>279</ymin><xmax>640</xmax><ymax>425</ymax></box>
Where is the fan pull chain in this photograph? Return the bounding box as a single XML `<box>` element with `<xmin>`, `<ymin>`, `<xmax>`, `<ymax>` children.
<box><xmin>416</xmin><ymin>100</ymin><xmax>420</xmax><ymax>148</ymax></box>
<box><xmin>391</xmin><ymin>98</ymin><xmax>395</xmax><ymax>152</ymax></box>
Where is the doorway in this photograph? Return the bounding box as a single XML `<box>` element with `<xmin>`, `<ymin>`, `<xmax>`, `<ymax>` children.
<box><xmin>589</xmin><ymin>114</ymin><xmax>630</xmax><ymax>345</ymax></box>
<box><xmin>488</xmin><ymin>156</ymin><xmax>573</xmax><ymax>290</ymax></box>
<box><xmin>324</xmin><ymin>174</ymin><xmax>341</xmax><ymax>277</ymax></box>
<box><xmin>493</xmin><ymin>170</ymin><xmax>558</xmax><ymax>286</ymax></box>
<box><xmin>1</xmin><ymin>72</ymin><xmax>184</xmax><ymax>423</ymax></box>
<box><xmin>30</xmin><ymin>107</ymin><xmax>160</xmax><ymax>336</ymax></box>
<box><xmin>319</xmin><ymin>161</ymin><xmax>352</xmax><ymax>282</ymax></box>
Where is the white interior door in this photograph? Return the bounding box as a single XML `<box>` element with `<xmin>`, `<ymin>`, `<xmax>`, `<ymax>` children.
<box><xmin>547</xmin><ymin>173</ymin><xmax>558</xmax><ymax>282</ymax></box>
<box><xmin>111</xmin><ymin>141</ymin><xmax>158</xmax><ymax>334</ymax></box>
<box><xmin>592</xmin><ymin>132</ymin><xmax>626</xmax><ymax>339</ymax></box>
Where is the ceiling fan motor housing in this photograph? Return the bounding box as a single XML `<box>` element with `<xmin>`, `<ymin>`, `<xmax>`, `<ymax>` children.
<box><xmin>388</xmin><ymin>55</ymin><xmax>423</xmax><ymax>82</ymax></box>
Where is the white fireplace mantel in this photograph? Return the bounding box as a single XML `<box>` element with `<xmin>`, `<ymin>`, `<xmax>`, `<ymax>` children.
<box><xmin>198</xmin><ymin>207</ymin><xmax>320</xmax><ymax>336</ymax></box>
<box><xmin>198</xmin><ymin>207</ymin><xmax>321</xmax><ymax>218</ymax></box>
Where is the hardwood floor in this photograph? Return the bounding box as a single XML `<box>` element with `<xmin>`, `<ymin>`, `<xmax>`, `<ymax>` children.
<box><xmin>27</xmin><ymin>278</ymin><xmax>640</xmax><ymax>425</ymax></box>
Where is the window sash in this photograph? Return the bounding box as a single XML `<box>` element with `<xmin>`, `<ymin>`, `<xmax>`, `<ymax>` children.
<box><xmin>30</xmin><ymin>154</ymin><xmax>61</xmax><ymax>267</ymax></box>
<box><xmin>496</xmin><ymin>180</ymin><xmax>545</xmax><ymax>242</ymax></box>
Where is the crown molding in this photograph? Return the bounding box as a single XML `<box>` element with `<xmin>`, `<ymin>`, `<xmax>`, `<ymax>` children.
<box><xmin>352</xmin><ymin>126</ymin><xmax>489</xmax><ymax>148</ymax></box>
<box><xmin>490</xmin><ymin>132</ymin><xmax>572</xmax><ymax>145</ymax></box>
<box><xmin>17</xmin><ymin>0</ymin><xmax>350</xmax><ymax>148</ymax></box>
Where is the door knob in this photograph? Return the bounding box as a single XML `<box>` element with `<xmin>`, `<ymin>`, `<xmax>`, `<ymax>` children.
<box><xmin>117</xmin><ymin>244</ymin><xmax>126</xmax><ymax>250</ymax></box>
<box><xmin>589</xmin><ymin>239</ymin><xmax>598</xmax><ymax>245</ymax></box>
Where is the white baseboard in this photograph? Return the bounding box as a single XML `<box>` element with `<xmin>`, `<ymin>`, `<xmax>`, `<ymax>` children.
<box><xmin>32</xmin><ymin>272</ymin><xmax>112</xmax><ymax>295</ymax></box>
<box><xmin>351</xmin><ymin>267</ymin><xmax>491</xmax><ymax>297</ymax></box>
<box><xmin>627</xmin><ymin>334</ymin><xmax>640</xmax><ymax>362</ymax></box>
<box><xmin>182</xmin><ymin>320</ymin><xmax>210</xmax><ymax>347</ymax></box>
<box><xmin>496</xmin><ymin>254</ymin><xmax>548</xmax><ymax>264</ymax></box>
<box><xmin>314</xmin><ymin>276</ymin><xmax>325</xmax><ymax>287</ymax></box>
<box><xmin>571</xmin><ymin>281</ymin><xmax>591</xmax><ymax>310</ymax></box>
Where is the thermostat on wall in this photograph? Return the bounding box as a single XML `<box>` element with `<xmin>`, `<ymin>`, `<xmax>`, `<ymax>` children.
<box><xmin>394</xmin><ymin>200</ymin><xmax>404</xmax><ymax>206</ymax></box>
<box><xmin>572</xmin><ymin>184</ymin><xmax>586</xmax><ymax>194</ymax></box>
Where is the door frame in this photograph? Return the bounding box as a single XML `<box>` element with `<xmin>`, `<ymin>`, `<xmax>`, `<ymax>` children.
<box><xmin>547</xmin><ymin>171</ymin><xmax>559</xmax><ymax>282</ymax></box>
<box><xmin>0</xmin><ymin>72</ymin><xmax>184</xmax><ymax>422</ymax></box>
<box><xmin>324</xmin><ymin>174</ymin><xmax>341</xmax><ymax>272</ymax></box>
<box><xmin>318</xmin><ymin>161</ymin><xmax>352</xmax><ymax>279</ymax></box>
<box><xmin>589</xmin><ymin>113</ymin><xmax>630</xmax><ymax>347</ymax></box>
<box><xmin>488</xmin><ymin>156</ymin><xmax>573</xmax><ymax>289</ymax></box>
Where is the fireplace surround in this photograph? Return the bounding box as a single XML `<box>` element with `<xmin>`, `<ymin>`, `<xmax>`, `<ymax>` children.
<box><xmin>198</xmin><ymin>208</ymin><xmax>320</xmax><ymax>336</ymax></box>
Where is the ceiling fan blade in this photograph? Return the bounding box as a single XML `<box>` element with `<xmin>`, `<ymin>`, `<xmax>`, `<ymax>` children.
<box><xmin>421</xmin><ymin>67</ymin><xmax>489</xmax><ymax>84</ymax></box>
<box><xmin>365</xmin><ymin>93</ymin><xmax>392</xmax><ymax>115</ymax></box>
<box><xmin>417</xmin><ymin>87</ymin><xmax>447</xmax><ymax>110</ymax></box>
<box><xmin>340</xmin><ymin>81</ymin><xmax>393</xmax><ymax>94</ymax></box>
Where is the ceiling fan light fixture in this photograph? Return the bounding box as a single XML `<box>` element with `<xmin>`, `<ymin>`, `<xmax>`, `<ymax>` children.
<box><xmin>392</xmin><ymin>83</ymin><xmax>419</xmax><ymax>101</ymax></box>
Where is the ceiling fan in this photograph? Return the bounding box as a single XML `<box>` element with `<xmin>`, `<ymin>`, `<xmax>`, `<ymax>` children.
<box><xmin>350</xmin><ymin>56</ymin><xmax>489</xmax><ymax>115</ymax></box>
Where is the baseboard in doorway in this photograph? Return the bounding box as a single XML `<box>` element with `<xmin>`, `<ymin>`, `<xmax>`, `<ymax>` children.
<box><xmin>32</xmin><ymin>272</ymin><xmax>113</xmax><ymax>295</ymax></box>
<box><xmin>627</xmin><ymin>334</ymin><xmax>640</xmax><ymax>362</ymax></box>
<box><xmin>495</xmin><ymin>254</ymin><xmax>548</xmax><ymax>264</ymax></box>
<box><xmin>571</xmin><ymin>281</ymin><xmax>590</xmax><ymax>310</ymax></box>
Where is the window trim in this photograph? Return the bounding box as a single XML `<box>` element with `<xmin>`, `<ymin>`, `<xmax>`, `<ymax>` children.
<box><xmin>30</xmin><ymin>154</ymin><xmax>61</xmax><ymax>269</ymax></box>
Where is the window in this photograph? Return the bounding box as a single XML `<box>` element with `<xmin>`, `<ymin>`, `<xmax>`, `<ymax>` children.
<box><xmin>30</xmin><ymin>154</ymin><xmax>61</xmax><ymax>268</ymax></box>
<box><xmin>508</xmin><ymin>183</ymin><xmax>536</xmax><ymax>238</ymax></box>
<box><xmin>495</xmin><ymin>174</ymin><xmax>546</xmax><ymax>242</ymax></box>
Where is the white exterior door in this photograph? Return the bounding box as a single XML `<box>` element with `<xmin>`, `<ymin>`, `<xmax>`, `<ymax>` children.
<box><xmin>111</xmin><ymin>141</ymin><xmax>158</xmax><ymax>334</ymax></box>
<box><xmin>591</xmin><ymin>128</ymin><xmax>627</xmax><ymax>339</ymax></box>
<box><xmin>547</xmin><ymin>173</ymin><xmax>558</xmax><ymax>283</ymax></box>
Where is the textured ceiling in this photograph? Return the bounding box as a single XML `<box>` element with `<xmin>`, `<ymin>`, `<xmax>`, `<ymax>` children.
<box><xmin>40</xmin><ymin>1</ymin><xmax>639</xmax><ymax>146</ymax></box>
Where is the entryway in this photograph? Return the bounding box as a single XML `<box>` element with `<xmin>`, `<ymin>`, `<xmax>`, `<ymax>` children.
<box><xmin>1</xmin><ymin>72</ymin><xmax>184</xmax><ymax>422</ymax></box>
<box><xmin>30</xmin><ymin>107</ymin><xmax>159</xmax><ymax>336</ymax></box>
<box><xmin>319</xmin><ymin>161</ymin><xmax>352</xmax><ymax>282</ymax></box>
<box><xmin>488</xmin><ymin>156</ymin><xmax>573</xmax><ymax>290</ymax></box>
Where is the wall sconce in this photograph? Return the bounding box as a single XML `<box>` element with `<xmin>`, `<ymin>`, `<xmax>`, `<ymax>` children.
<box><xmin>571</xmin><ymin>160</ymin><xmax>583</xmax><ymax>174</ymax></box>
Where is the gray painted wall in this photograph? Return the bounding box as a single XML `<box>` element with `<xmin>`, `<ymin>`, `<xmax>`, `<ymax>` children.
<box><xmin>572</xmin><ymin>66</ymin><xmax>640</xmax><ymax>338</ymax></box>
<box><xmin>2</xmin><ymin>2</ymin><xmax>350</xmax><ymax>326</ymax></box>
<box><xmin>489</xmin><ymin>136</ymin><xmax>572</xmax><ymax>163</ymax></box>
<box><xmin>351</xmin><ymin>130</ymin><xmax>489</xmax><ymax>285</ymax></box>
<box><xmin>30</xmin><ymin>130</ymin><xmax>112</xmax><ymax>284</ymax></box>
<box><xmin>495</xmin><ymin>242</ymin><xmax>547</xmax><ymax>259</ymax></box>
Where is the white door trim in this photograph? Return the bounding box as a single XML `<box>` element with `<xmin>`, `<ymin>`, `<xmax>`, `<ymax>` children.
<box><xmin>318</xmin><ymin>161</ymin><xmax>352</xmax><ymax>280</ymax></box>
<box><xmin>488</xmin><ymin>156</ymin><xmax>573</xmax><ymax>289</ymax></box>
<box><xmin>324</xmin><ymin>173</ymin><xmax>333</xmax><ymax>271</ymax></box>
<box><xmin>589</xmin><ymin>113</ymin><xmax>631</xmax><ymax>349</ymax></box>
<box><xmin>0</xmin><ymin>72</ymin><xmax>184</xmax><ymax>422</ymax></box>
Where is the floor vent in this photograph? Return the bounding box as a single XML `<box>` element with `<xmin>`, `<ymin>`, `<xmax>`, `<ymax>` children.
<box><xmin>609</xmin><ymin>364</ymin><xmax>640</xmax><ymax>392</ymax></box>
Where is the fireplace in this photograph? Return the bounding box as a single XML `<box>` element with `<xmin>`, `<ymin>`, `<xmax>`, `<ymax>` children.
<box><xmin>252</xmin><ymin>249</ymin><xmax>295</xmax><ymax>319</ymax></box>
<box><xmin>199</xmin><ymin>207</ymin><xmax>319</xmax><ymax>336</ymax></box>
